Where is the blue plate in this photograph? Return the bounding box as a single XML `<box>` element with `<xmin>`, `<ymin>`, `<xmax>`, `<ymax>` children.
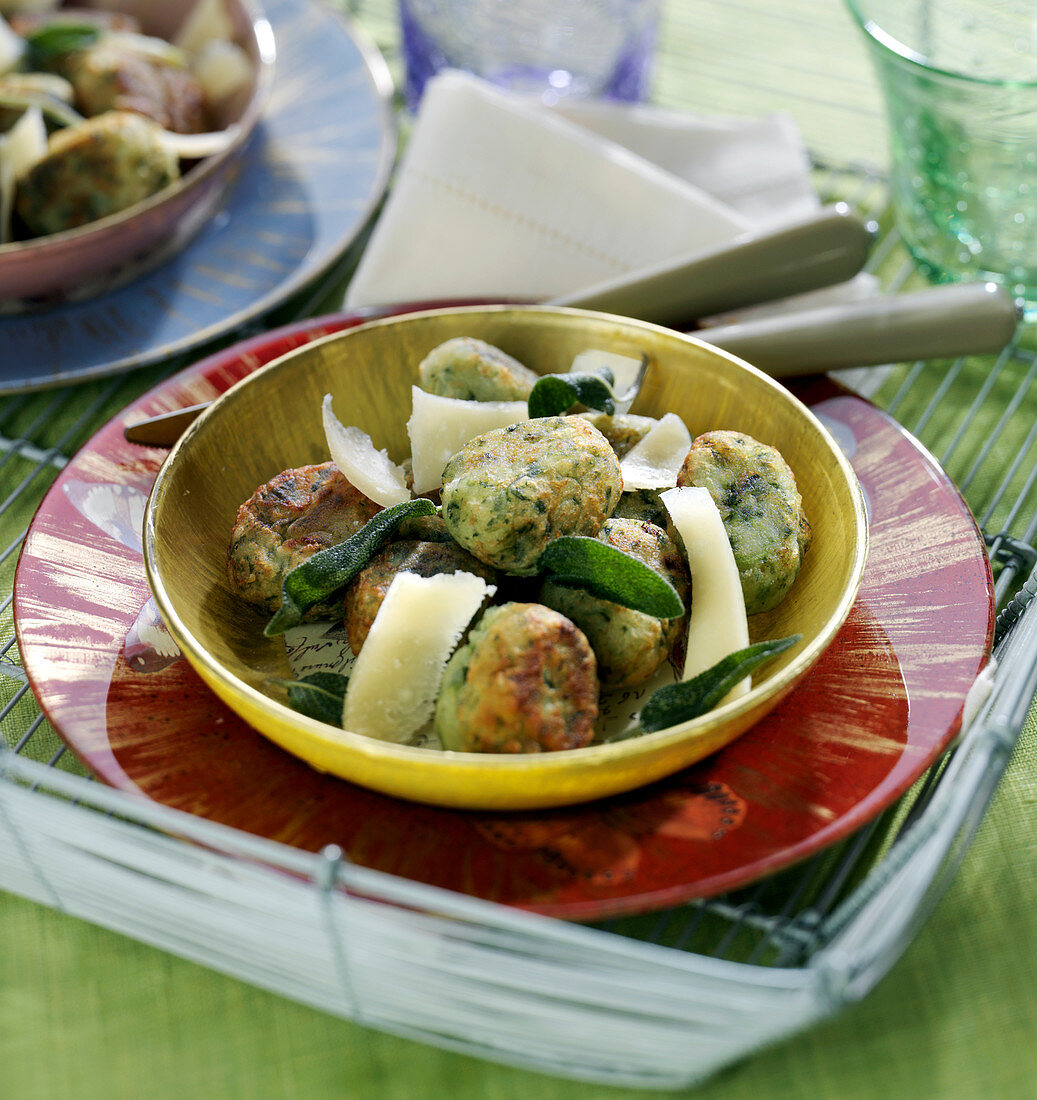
<box><xmin>0</xmin><ymin>0</ymin><xmax>396</xmax><ymax>394</ymax></box>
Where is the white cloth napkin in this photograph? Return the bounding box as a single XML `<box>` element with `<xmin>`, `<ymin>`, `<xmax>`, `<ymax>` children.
<box><xmin>343</xmin><ymin>70</ymin><xmax>843</xmax><ymax>311</ymax></box>
<box><xmin>549</xmin><ymin>99</ymin><xmax>819</xmax><ymax>227</ymax></box>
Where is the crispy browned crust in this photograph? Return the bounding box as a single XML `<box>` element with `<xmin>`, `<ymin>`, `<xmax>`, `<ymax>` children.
<box><xmin>227</xmin><ymin>462</ymin><xmax>380</xmax><ymax>614</ymax></box>
<box><xmin>343</xmin><ymin>539</ymin><xmax>497</xmax><ymax>655</ymax></box>
<box><xmin>441</xmin><ymin>603</ymin><xmax>598</xmax><ymax>753</ymax></box>
<box><xmin>68</xmin><ymin>45</ymin><xmax>210</xmax><ymax>133</ymax></box>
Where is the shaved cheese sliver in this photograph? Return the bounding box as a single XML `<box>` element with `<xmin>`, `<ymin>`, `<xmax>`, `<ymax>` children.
<box><xmin>342</xmin><ymin>571</ymin><xmax>495</xmax><ymax>742</ymax></box>
<box><xmin>619</xmin><ymin>412</ymin><xmax>692</xmax><ymax>490</ymax></box>
<box><xmin>0</xmin><ymin>106</ymin><xmax>45</xmax><ymax>244</ymax></box>
<box><xmin>175</xmin><ymin>0</ymin><xmax>236</xmax><ymax>53</ymax></box>
<box><xmin>193</xmin><ymin>39</ymin><xmax>255</xmax><ymax>105</ymax></box>
<box><xmin>0</xmin><ymin>14</ymin><xmax>25</xmax><ymax>76</ymax></box>
<box><xmin>322</xmin><ymin>394</ymin><xmax>410</xmax><ymax>508</ymax></box>
<box><xmin>570</xmin><ymin>349</ymin><xmax>644</xmax><ymax>413</ymax></box>
<box><xmin>661</xmin><ymin>486</ymin><xmax>750</xmax><ymax>701</ymax></box>
<box><xmin>407</xmin><ymin>386</ymin><xmax>528</xmax><ymax>494</ymax></box>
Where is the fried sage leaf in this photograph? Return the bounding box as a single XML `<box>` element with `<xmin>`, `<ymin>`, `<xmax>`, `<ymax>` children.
<box><xmin>537</xmin><ymin>535</ymin><xmax>684</xmax><ymax>619</ymax></box>
<box><xmin>265</xmin><ymin>498</ymin><xmax>437</xmax><ymax>636</ymax></box>
<box><xmin>26</xmin><ymin>24</ymin><xmax>102</xmax><ymax>68</ymax></box>
<box><xmin>527</xmin><ymin>370</ymin><xmax>616</xmax><ymax>419</ymax></box>
<box><xmin>639</xmin><ymin>635</ymin><xmax>801</xmax><ymax>732</ymax></box>
<box><xmin>271</xmin><ymin>672</ymin><xmax>349</xmax><ymax>725</ymax></box>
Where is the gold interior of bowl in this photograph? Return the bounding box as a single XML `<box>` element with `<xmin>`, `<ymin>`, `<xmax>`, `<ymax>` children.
<box><xmin>0</xmin><ymin>0</ymin><xmax>274</xmax><ymax>258</ymax></box>
<box><xmin>144</xmin><ymin>306</ymin><xmax>868</xmax><ymax>810</ymax></box>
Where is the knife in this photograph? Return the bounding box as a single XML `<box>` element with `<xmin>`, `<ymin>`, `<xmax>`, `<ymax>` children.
<box><xmin>123</xmin><ymin>266</ymin><xmax>1019</xmax><ymax>453</ymax></box>
<box><xmin>123</xmin><ymin>280</ymin><xmax>1018</xmax><ymax>446</ymax></box>
<box><xmin>123</xmin><ymin>206</ymin><xmax>874</xmax><ymax>447</ymax></box>
<box><xmin>553</xmin><ymin>202</ymin><xmax>875</xmax><ymax>326</ymax></box>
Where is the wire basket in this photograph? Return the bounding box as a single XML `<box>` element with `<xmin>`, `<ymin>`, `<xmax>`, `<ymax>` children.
<box><xmin>1</xmin><ymin>152</ymin><xmax>1035</xmax><ymax>1088</ymax></box>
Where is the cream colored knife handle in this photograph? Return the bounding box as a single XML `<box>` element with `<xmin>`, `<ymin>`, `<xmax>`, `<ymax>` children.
<box><xmin>124</xmin><ymin>283</ymin><xmax>1018</xmax><ymax>446</ymax></box>
<box><xmin>549</xmin><ymin>203</ymin><xmax>874</xmax><ymax>326</ymax></box>
<box><xmin>702</xmin><ymin>281</ymin><xmax>1020</xmax><ymax>376</ymax></box>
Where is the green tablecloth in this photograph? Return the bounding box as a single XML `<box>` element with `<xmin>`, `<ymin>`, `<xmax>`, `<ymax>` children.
<box><xmin>3</xmin><ymin>712</ymin><xmax>1036</xmax><ymax>1100</ymax></box>
<box><xmin>3</xmin><ymin>1</ymin><xmax>1036</xmax><ymax>1097</ymax></box>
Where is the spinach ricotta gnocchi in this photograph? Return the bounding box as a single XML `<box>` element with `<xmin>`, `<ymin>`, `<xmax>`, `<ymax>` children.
<box><xmin>579</xmin><ymin>411</ymin><xmax>656</xmax><ymax>459</ymax></box>
<box><xmin>417</xmin><ymin>336</ymin><xmax>539</xmax><ymax>401</ymax></box>
<box><xmin>539</xmin><ymin>518</ymin><xmax>689</xmax><ymax>689</ymax></box>
<box><xmin>17</xmin><ymin>110</ymin><xmax>179</xmax><ymax>236</ymax></box>
<box><xmin>440</xmin><ymin>415</ymin><xmax>623</xmax><ymax>575</ymax></box>
<box><xmin>435</xmin><ymin>602</ymin><xmax>599</xmax><ymax>754</ymax></box>
<box><xmin>676</xmin><ymin>430</ymin><xmax>811</xmax><ymax>614</ymax></box>
<box><xmin>228</xmin><ymin>462</ymin><xmax>380</xmax><ymax>615</ymax></box>
<box><xmin>226</xmin><ymin>337</ymin><xmax>812</xmax><ymax>754</ymax></box>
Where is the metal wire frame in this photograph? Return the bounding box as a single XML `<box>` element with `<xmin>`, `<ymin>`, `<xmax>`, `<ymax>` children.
<box><xmin>1</xmin><ymin>170</ymin><xmax>1036</xmax><ymax>1084</ymax></box>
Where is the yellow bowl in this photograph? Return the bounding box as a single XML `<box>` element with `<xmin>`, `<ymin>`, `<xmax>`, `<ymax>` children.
<box><xmin>144</xmin><ymin>305</ymin><xmax>868</xmax><ymax>810</ymax></box>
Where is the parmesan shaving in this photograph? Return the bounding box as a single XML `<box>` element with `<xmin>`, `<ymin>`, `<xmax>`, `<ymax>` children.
<box><xmin>322</xmin><ymin>394</ymin><xmax>410</xmax><ymax>508</ymax></box>
<box><xmin>571</xmin><ymin>349</ymin><xmax>644</xmax><ymax>412</ymax></box>
<box><xmin>619</xmin><ymin>412</ymin><xmax>692</xmax><ymax>490</ymax></box>
<box><xmin>193</xmin><ymin>39</ymin><xmax>255</xmax><ymax>105</ymax></box>
<box><xmin>175</xmin><ymin>0</ymin><xmax>236</xmax><ymax>54</ymax></box>
<box><xmin>0</xmin><ymin>14</ymin><xmax>25</xmax><ymax>76</ymax></box>
<box><xmin>0</xmin><ymin>106</ymin><xmax>45</xmax><ymax>244</ymax></box>
<box><xmin>342</xmin><ymin>572</ymin><xmax>494</xmax><ymax>742</ymax></box>
<box><xmin>406</xmin><ymin>386</ymin><xmax>528</xmax><ymax>494</ymax></box>
<box><xmin>661</xmin><ymin>486</ymin><xmax>751</xmax><ymax>700</ymax></box>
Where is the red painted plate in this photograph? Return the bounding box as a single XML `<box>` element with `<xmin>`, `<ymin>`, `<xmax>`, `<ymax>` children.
<box><xmin>14</xmin><ymin>310</ymin><xmax>994</xmax><ymax>921</ymax></box>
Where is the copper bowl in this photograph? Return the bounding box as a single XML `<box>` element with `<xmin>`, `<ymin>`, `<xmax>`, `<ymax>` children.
<box><xmin>0</xmin><ymin>0</ymin><xmax>274</xmax><ymax>310</ymax></box>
